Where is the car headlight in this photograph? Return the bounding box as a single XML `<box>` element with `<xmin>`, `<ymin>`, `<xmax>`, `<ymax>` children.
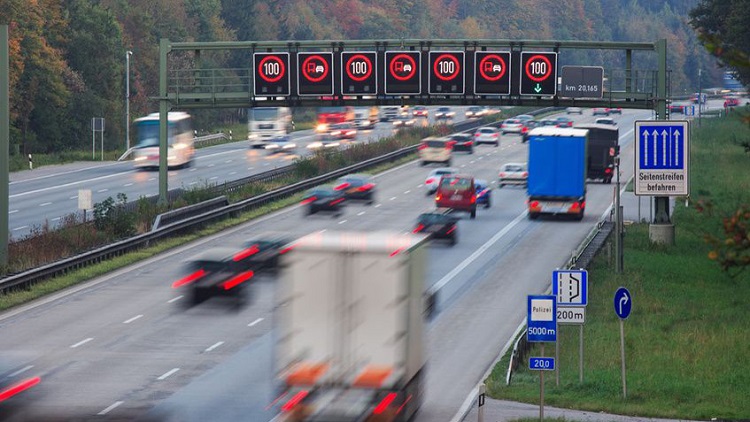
<box><xmin>307</xmin><ymin>142</ymin><xmax>323</xmax><ymax>149</ymax></box>
<box><xmin>172</xmin><ymin>143</ymin><xmax>187</xmax><ymax>150</ymax></box>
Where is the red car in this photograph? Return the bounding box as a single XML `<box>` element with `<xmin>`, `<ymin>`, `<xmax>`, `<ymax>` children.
<box><xmin>724</xmin><ymin>97</ymin><xmax>740</xmax><ymax>107</ymax></box>
<box><xmin>435</xmin><ymin>174</ymin><xmax>477</xmax><ymax>219</ymax></box>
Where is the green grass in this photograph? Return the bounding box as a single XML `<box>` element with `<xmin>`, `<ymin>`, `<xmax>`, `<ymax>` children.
<box><xmin>485</xmin><ymin>114</ymin><xmax>750</xmax><ymax>420</ymax></box>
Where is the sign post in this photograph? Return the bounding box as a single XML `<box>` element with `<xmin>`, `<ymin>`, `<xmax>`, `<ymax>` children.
<box><xmin>527</xmin><ymin>295</ymin><xmax>556</xmax><ymax>420</ymax></box>
<box><xmin>552</xmin><ymin>269</ymin><xmax>588</xmax><ymax>384</ymax></box>
<box><xmin>614</xmin><ymin>287</ymin><xmax>632</xmax><ymax>399</ymax></box>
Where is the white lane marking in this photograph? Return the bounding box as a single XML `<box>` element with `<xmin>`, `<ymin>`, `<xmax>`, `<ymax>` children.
<box><xmin>338</xmin><ymin>220</ymin><xmax>347</xmax><ymax>224</ymax></box>
<box><xmin>157</xmin><ymin>368</ymin><xmax>180</xmax><ymax>380</ymax></box>
<box><xmin>417</xmin><ymin>184</ymin><xmax>423</xmax><ymax>188</ymax></box>
<box><xmin>8</xmin><ymin>209</ymin><xmax>18</xmax><ymax>214</ymax></box>
<box><xmin>70</xmin><ymin>337</ymin><xmax>94</xmax><ymax>348</ymax></box>
<box><xmin>208</xmin><ymin>164</ymin><xmax>215</xmax><ymax>168</ymax></box>
<box><xmin>229</xmin><ymin>171</ymin><xmax>237</xmax><ymax>176</ymax></box>
<box><xmin>13</xmin><ymin>226</ymin><xmax>28</xmax><ymax>231</ymax></box>
<box><xmin>477</xmin><ymin>156</ymin><xmax>484</xmax><ymax>160</ymax></box>
<box><xmin>52</xmin><ymin>217</ymin><xmax>60</xmax><ymax>222</ymax></box>
<box><xmin>430</xmin><ymin>211</ymin><xmax>527</xmax><ymax>294</ymax></box>
<box><xmin>375</xmin><ymin>204</ymin><xmax>382</xmax><ymax>208</ymax></box>
<box><xmin>123</xmin><ymin>314</ymin><xmax>143</xmax><ymax>324</ymax></box>
<box><xmin>97</xmin><ymin>401</ymin><xmax>124</xmax><ymax>416</ymax></box>
<box><xmin>389</xmin><ymin>197</ymin><xmax>396</xmax><ymax>201</ymax></box>
<box><xmin>460</xmin><ymin>164</ymin><xmax>466</xmax><ymax>168</ymax></box>
<box><xmin>190</xmin><ymin>181</ymin><xmax>198</xmax><ymax>185</ymax></box>
<box><xmin>209</xmin><ymin>176</ymin><xmax>218</xmax><ymax>180</ymax></box>
<box><xmin>248</xmin><ymin>167</ymin><xmax>254</xmax><ymax>170</ymax></box>
<box><xmin>39</xmin><ymin>202</ymin><xmax>52</xmax><ymax>207</ymax></box>
<box><xmin>357</xmin><ymin>211</ymin><xmax>366</xmax><ymax>216</ymax></box>
<box><xmin>168</xmin><ymin>295</ymin><xmax>183</xmax><ymax>303</ymax></box>
<box><xmin>248</xmin><ymin>318</ymin><xmax>264</xmax><ymax>327</ymax></box>
<box><xmin>97</xmin><ymin>189</ymin><xmax>108</xmax><ymax>193</ymax></box>
<box><xmin>189</xmin><ymin>168</ymin><xmax>197</xmax><ymax>172</ymax></box>
<box><xmin>124</xmin><ymin>183</ymin><xmax>133</xmax><ymax>187</ymax></box>
<box><xmin>10</xmin><ymin>171</ymin><xmax>133</xmax><ymax>198</ymax></box>
<box><xmin>404</xmin><ymin>190</ymin><xmax>411</xmax><ymax>194</ymax></box>
<box><xmin>148</xmin><ymin>177</ymin><xmax>155</xmax><ymax>181</ymax></box>
<box><xmin>204</xmin><ymin>341</ymin><xmax>225</xmax><ymax>352</ymax></box>
<box><xmin>469</xmin><ymin>161</ymin><xmax>476</xmax><ymax>164</ymax></box>
<box><xmin>225</xmin><ymin>160</ymin><xmax>233</xmax><ymax>164</ymax></box>
<box><xmin>8</xmin><ymin>365</ymin><xmax>33</xmax><ymax>377</ymax></box>
<box><xmin>68</xmin><ymin>196</ymin><xmax>78</xmax><ymax>200</ymax></box>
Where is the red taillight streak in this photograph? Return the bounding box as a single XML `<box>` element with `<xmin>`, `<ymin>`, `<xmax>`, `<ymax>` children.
<box><xmin>474</xmin><ymin>133</ymin><xmax>480</xmax><ymax>137</ymax></box>
<box><xmin>279</xmin><ymin>244</ymin><xmax>295</xmax><ymax>254</ymax></box>
<box><xmin>222</xmin><ymin>270</ymin><xmax>254</xmax><ymax>290</ymax></box>
<box><xmin>390</xmin><ymin>247</ymin><xmax>405</xmax><ymax>257</ymax></box>
<box><xmin>358</xmin><ymin>183</ymin><xmax>375</xmax><ymax>192</ymax></box>
<box><xmin>466</xmin><ymin>141</ymin><xmax>473</xmax><ymax>146</ymax></box>
<box><xmin>373</xmin><ymin>392</ymin><xmax>398</xmax><ymax>415</ymax></box>
<box><xmin>172</xmin><ymin>269</ymin><xmax>206</xmax><ymax>288</ymax></box>
<box><xmin>530</xmin><ymin>201</ymin><xmax>540</xmax><ymax>208</ymax></box>
<box><xmin>301</xmin><ymin>197</ymin><xmax>316</xmax><ymax>205</ymax></box>
<box><xmin>418</xmin><ymin>144</ymin><xmax>427</xmax><ymax>150</ymax></box>
<box><xmin>435</xmin><ymin>194</ymin><xmax>442</xmax><ymax>201</ymax></box>
<box><xmin>281</xmin><ymin>390</ymin><xmax>309</xmax><ymax>412</ymax></box>
<box><xmin>0</xmin><ymin>377</ymin><xmax>41</xmax><ymax>403</ymax></box>
<box><xmin>233</xmin><ymin>244</ymin><xmax>260</xmax><ymax>262</ymax></box>
<box><xmin>425</xmin><ymin>178</ymin><xmax>434</xmax><ymax>185</ymax></box>
<box><xmin>266</xmin><ymin>391</ymin><xmax>288</xmax><ymax>410</ymax></box>
<box><xmin>330</xmin><ymin>198</ymin><xmax>345</xmax><ymax>205</ymax></box>
<box><xmin>492</xmin><ymin>133</ymin><xmax>498</xmax><ymax>138</ymax></box>
<box><xmin>334</xmin><ymin>183</ymin><xmax>350</xmax><ymax>191</ymax></box>
<box><xmin>446</xmin><ymin>226</ymin><xmax>456</xmax><ymax>234</ymax></box>
<box><xmin>605</xmin><ymin>168</ymin><xmax>613</xmax><ymax>174</ymax></box>
<box><xmin>413</xmin><ymin>224</ymin><xmax>425</xmax><ymax>233</ymax></box>
<box><xmin>470</xmin><ymin>195</ymin><xmax>476</xmax><ymax>204</ymax></box>
<box><xmin>396</xmin><ymin>394</ymin><xmax>413</xmax><ymax>414</ymax></box>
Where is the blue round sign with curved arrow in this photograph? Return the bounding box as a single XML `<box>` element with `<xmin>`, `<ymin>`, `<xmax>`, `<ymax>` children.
<box><xmin>614</xmin><ymin>287</ymin><xmax>632</xmax><ymax>319</ymax></box>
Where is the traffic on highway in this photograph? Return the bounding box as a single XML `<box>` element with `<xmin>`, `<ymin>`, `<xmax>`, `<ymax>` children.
<box><xmin>0</xmin><ymin>103</ymin><xmax>712</xmax><ymax>421</ymax></box>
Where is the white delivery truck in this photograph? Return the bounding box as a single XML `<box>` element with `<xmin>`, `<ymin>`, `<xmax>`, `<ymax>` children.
<box><xmin>273</xmin><ymin>231</ymin><xmax>431</xmax><ymax>422</ymax></box>
<box><xmin>353</xmin><ymin>106</ymin><xmax>379</xmax><ymax>129</ymax></box>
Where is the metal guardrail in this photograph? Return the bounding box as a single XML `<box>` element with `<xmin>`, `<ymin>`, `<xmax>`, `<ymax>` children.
<box><xmin>152</xmin><ymin>196</ymin><xmax>229</xmax><ymax>231</ymax></box>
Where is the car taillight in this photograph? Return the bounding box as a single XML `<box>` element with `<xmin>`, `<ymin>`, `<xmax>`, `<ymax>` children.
<box><xmin>373</xmin><ymin>393</ymin><xmax>398</xmax><ymax>415</ymax></box>
<box><xmin>418</xmin><ymin>144</ymin><xmax>427</xmax><ymax>150</ymax></box>
<box><xmin>470</xmin><ymin>195</ymin><xmax>476</xmax><ymax>204</ymax></box>
<box><xmin>233</xmin><ymin>244</ymin><xmax>260</xmax><ymax>261</ymax></box>
<box><xmin>413</xmin><ymin>224</ymin><xmax>425</xmax><ymax>233</ymax></box>
<box><xmin>521</xmin><ymin>127</ymin><xmax>528</xmax><ymax>134</ymax></box>
<box><xmin>522</xmin><ymin>172</ymin><xmax>528</xmax><ymax>177</ymax></box>
<box><xmin>172</xmin><ymin>269</ymin><xmax>206</xmax><ymax>288</ymax></box>
<box><xmin>425</xmin><ymin>178</ymin><xmax>434</xmax><ymax>185</ymax></box>
<box><xmin>446</xmin><ymin>226</ymin><xmax>456</xmax><ymax>234</ymax></box>
<box><xmin>474</xmin><ymin>132</ymin><xmax>480</xmax><ymax>137</ymax></box>
<box><xmin>0</xmin><ymin>376</ymin><xmax>41</xmax><ymax>403</ymax></box>
<box><xmin>301</xmin><ymin>197</ymin><xmax>316</xmax><ymax>205</ymax></box>
<box><xmin>492</xmin><ymin>133</ymin><xmax>498</xmax><ymax>137</ymax></box>
<box><xmin>334</xmin><ymin>182</ymin><xmax>350</xmax><ymax>191</ymax></box>
<box><xmin>222</xmin><ymin>270</ymin><xmax>254</xmax><ymax>290</ymax></box>
<box><xmin>466</xmin><ymin>141</ymin><xmax>473</xmax><ymax>146</ymax></box>
<box><xmin>435</xmin><ymin>193</ymin><xmax>442</xmax><ymax>201</ymax></box>
<box><xmin>499</xmin><ymin>172</ymin><xmax>506</xmax><ymax>177</ymax></box>
<box><xmin>330</xmin><ymin>198</ymin><xmax>345</xmax><ymax>205</ymax></box>
<box><xmin>529</xmin><ymin>200</ymin><xmax>540</xmax><ymax>209</ymax></box>
<box><xmin>281</xmin><ymin>390</ymin><xmax>309</xmax><ymax>412</ymax></box>
<box><xmin>358</xmin><ymin>183</ymin><xmax>375</xmax><ymax>191</ymax></box>
<box><xmin>446</xmin><ymin>141</ymin><xmax>456</xmax><ymax>149</ymax></box>
<box><xmin>605</xmin><ymin>168</ymin><xmax>613</xmax><ymax>174</ymax></box>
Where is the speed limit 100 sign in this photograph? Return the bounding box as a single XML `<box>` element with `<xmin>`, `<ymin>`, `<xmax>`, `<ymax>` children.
<box><xmin>253</xmin><ymin>53</ymin><xmax>290</xmax><ymax>96</ymax></box>
<box><xmin>519</xmin><ymin>52</ymin><xmax>557</xmax><ymax>96</ymax></box>
<box><xmin>341</xmin><ymin>52</ymin><xmax>377</xmax><ymax>95</ymax></box>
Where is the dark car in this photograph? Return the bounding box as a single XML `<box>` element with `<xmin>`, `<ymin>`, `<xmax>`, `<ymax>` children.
<box><xmin>413</xmin><ymin>211</ymin><xmax>459</xmax><ymax>245</ymax></box>
<box><xmin>334</xmin><ymin>174</ymin><xmax>376</xmax><ymax>204</ymax></box>
<box><xmin>554</xmin><ymin>116</ymin><xmax>573</xmax><ymax>128</ymax></box>
<box><xmin>173</xmin><ymin>247</ymin><xmax>256</xmax><ymax>305</ymax></box>
<box><xmin>0</xmin><ymin>356</ymin><xmax>42</xmax><ymax>411</ymax></box>
<box><xmin>236</xmin><ymin>233</ymin><xmax>292</xmax><ymax>272</ymax></box>
<box><xmin>301</xmin><ymin>185</ymin><xmax>346</xmax><ymax>216</ymax></box>
<box><xmin>475</xmin><ymin>179</ymin><xmax>492</xmax><ymax>208</ymax></box>
<box><xmin>447</xmin><ymin>133</ymin><xmax>474</xmax><ymax>153</ymax></box>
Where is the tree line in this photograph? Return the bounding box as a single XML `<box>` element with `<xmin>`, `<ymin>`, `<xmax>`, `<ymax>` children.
<box><xmin>0</xmin><ymin>0</ymin><xmax>733</xmax><ymax>156</ymax></box>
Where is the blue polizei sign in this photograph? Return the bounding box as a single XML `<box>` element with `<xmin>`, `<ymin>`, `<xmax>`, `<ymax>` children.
<box><xmin>527</xmin><ymin>295</ymin><xmax>557</xmax><ymax>342</ymax></box>
<box><xmin>614</xmin><ymin>287</ymin><xmax>632</xmax><ymax>319</ymax></box>
<box><xmin>529</xmin><ymin>357</ymin><xmax>555</xmax><ymax>371</ymax></box>
<box><xmin>634</xmin><ymin>120</ymin><xmax>689</xmax><ymax>196</ymax></box>
<box><xmin>552</xmin><ymin>270</ymin><xmax>587</xmax><ymax>307</ymax></box>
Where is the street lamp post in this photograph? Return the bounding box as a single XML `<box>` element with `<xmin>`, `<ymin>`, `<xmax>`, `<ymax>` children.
<box><xmin>126</xmin><ymin>50</ymin><xmax>133</xmax><ymax>150</ymax></box>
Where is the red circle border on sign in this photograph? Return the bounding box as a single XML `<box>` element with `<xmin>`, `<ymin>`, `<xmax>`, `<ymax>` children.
<box><xmin>389</xmin><ymin>53</ymin><xmax>417</xmax><ymax>82</ymax></box>
<box><xmin>345</xmin><ymin>54</ymin><xmax>373</xmax><ymax>82</ymax></box>
<box><xmin>433</xmin><ymin>53</ymin><xmax>461</xmax><ymax>82</ymax></box>
<box><xmin>301</xmin><ymin>55</ymin><xmax>329</xmax><ymax>83</ymax></box>
<box><xmin>478</xmin><ymin>54</ymin><xmax>507</xmax><ymax>82</ymax></box>
<box><xmin>524</xmin><ymin>54</ymin><xmax>552</xmax><ymax>83</ymax></box>
<box><xmin>257</xmin><ymin>55</ymin><xmax>286</xmax><ymax>83</ymax></box>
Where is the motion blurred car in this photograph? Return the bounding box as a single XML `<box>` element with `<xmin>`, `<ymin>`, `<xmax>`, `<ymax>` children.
<box><xmin>301</xmin><ymin>185</ymin><xmax>346</xmax><ymax>216</ymax></box>
<box><xmin>473</xmin><ymin>126</ymin><xmax>500</xmax><ymax>146</ymax></box>
<box><xmin>435</xmin><ymin>174</ymin><xmax>477</xmax><ymax>219</ymax></box>
<box><xmin>412</xmin><ymin>105</ymin><xmax>429</xmax><ymax>117</ymax></box>
<box><xmin>595</xmin><ymin>117</ymin><xmax>617</xmax><ymax>126</ymax></box>
<box><xmin>516</xmin><ymin>114</ymin><xmax>534</xmax><ymax>122</ymax></box>
<box><xmin>334</xmin><ymin>173</ymin><xmax>376</xmax><ymax>204</ymax></box>
<box><xmin>173</xmin><ymin>247</ymin><xmax>255</xmax><ymax>305</ymax></box>
<box><xmin>0</xmin><ymin>356</ymin><xmax>41</xmax><ymax>410</ymax></box>
<box><xmin>413</xmin><ymin>211</ymin><xmax>458</xmax><ymax>245</ymax></box>
<box><xmin>392</xmin><ymin>115</ymin><xmax>416</xmax><ymax>127</ymax></box>
<box><xmin>609</xmin><ymin>107</ymin><xmax>622</xmax><ymax>115</ymax></box>
<box><xmin>724</xmin><ymin>97</ymin><xmax>740</xmax><ymax>107</ymax></box>
<box><xmin>424</xmin><ymin>167</ymin><xmax>458</xmax><ymax>195</ymax></box>
<box><xmin>475</xmin><ymin>179</ymin><xmax>492</xmax><ymax>208</ymax></box>
<box><xmin>554</xmin><ymin>116</ymin><xmax>574</xmax><ymax>128</ymax></box>
<box><xmin>668</xmin><ymin>104</ymin><xmax>685</xmax><ymax>114</ymax></box>
<box><xmin>328</xmin><ymin>122</ymin><xmax>357</xmax><ymax>139</ymax></box>
<box><xmin>592</xmin><ymin>107</ymin><xmax>609</xmax><ymax>116</ymax></box>
<box><xmin>536</xmin><ymin>118</ymin><xmax>558</xmax><ymax>128</ymax></box>
<box><xmin>465</xmin><ymin>106</ymin><xmax>486</xmax><ymax>118</ymax></box>
<box><xmin>435</xmin><ymin>107</ymin><xmax>455</xmax><ymax>119</ymax></box>
<box><xmin>566</xmin><ymin>107</ymin><xmax>583</xmax><ymax>115</ymax></box>
<box><xmin>236</xmin><ymin>233</ymin><xmax>292</xmax><ymax>272</ymax></box>
<box><xmin>307</xmin><ymin>133</ymin><xmax>341</xmax><ymax>150</ymax></box>
<box><xmin>419</xmin><ymin>137</ymin><xmax>453</xmax><ymax>166</ymax></box>
<box><xmin>501</xmin><ymin>118</ymin><xmax>524</xmax><ymax>134</ymax></box>
<box><xmin>498</xmin><ymin>162</ymin><xmax>528</xmax><ymax>188</ymax></box>
<box><xmin>447</xmin><ymin>133</ymin><xmax>474</xmax><ymax>154</ymax></box>
<box><xmin>264</xmin><ymin>134</ymin><xmax>297</xmax><ymax>154</ymax></box>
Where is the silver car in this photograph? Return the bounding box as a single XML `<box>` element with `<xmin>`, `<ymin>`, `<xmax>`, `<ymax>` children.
<box><xmin>473</xmin><ymin>126</ymin><xmax>500</xmax><ymax>146</ymax></box>
<box><xmin>498</xmin><ymin>162</ymin><xmax>528</xmax><ymax>187</ymax></box>
<box><xmin>501</xmin><ymin>118</ymin><xmax>524</xmax><ymax>134</ymax></box>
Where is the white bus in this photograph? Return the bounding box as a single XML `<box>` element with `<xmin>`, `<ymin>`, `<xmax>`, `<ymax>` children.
<box><xmin>132</xmin><ymin>112</ymin><xmax>195</xmax><ymax>169</ymax></box>
<box><xmin>248</xmin><ymin>107</ymin><xmax>293</xmax><ymax>148</ymax></box>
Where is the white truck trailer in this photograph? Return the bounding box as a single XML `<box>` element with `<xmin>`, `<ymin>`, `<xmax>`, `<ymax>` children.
<box><xmin>273</xmin><ymin>231</ymin><xmax>430</xmax><ymax>422</ymax></box>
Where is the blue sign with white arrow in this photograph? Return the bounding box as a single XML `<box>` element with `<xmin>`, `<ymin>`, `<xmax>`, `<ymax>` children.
<box><xmin>634</xmin><ymin>120</ymin><xmax>690</xmax><ymax>196</ymax></box>
<box><xmin>614</xmin><ymin>287</ymin><xmax>632</xmax><ymax>319</ymax></box>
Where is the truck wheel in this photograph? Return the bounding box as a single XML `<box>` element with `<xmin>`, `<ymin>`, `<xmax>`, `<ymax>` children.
<box><xmin>470</xmin><ymin>208</ymin><xmax>476</xmax><ymax>219</ymax></box>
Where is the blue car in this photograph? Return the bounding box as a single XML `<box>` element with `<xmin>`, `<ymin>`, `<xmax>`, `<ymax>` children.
<box><xmin>475</xmin><ymin>179</ymin><xmax>492</xmax><ymax>208</ymax></box>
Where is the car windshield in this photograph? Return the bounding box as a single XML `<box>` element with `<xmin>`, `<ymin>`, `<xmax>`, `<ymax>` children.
<box><xmin>451</xmin><ymin>134</ymin><xmax>471</xmax><ymax>141</ymax></box>
<box><xmin>432</xmin><ymin>169</ymin><xmax>455</xmax><ymax>177</ymax></box>
<box><xmin>504</xmin><ymin>164</ymin><xmax>526</xmax><ymax>172</ymax></box>
<box><xmin>504</xmin><ymin>119</ymin><xmax>520</xmax><ymax>124</ymax></box>
<box><xmin>478</xmin><ymin>128</ymin><xmax>495</xmax><ymax>133</ymax></box>
<box><xmin>438</xmin><ymin>107</ymin><xmax>451</xmax><ymax>112</ymax></box>
<box><xmin>440</xmin><ymin>177</ymin><xmax>471</xmax><ymax>189</ymax></box>
<box><xmin>425</xmin><ymin>140</ymin><xmax>446</xmax><ymax>148</ymax></box>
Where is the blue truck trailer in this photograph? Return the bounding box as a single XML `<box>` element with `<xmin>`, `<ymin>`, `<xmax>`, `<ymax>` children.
<box><xmin>526</xmin><ymin>127</ymin><xmax>588</xmax><ymax>220</ymax></box>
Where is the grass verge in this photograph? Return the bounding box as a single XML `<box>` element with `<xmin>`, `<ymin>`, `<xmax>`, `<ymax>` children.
<box><xmin>485</xmin><ymin>113</ymin><xmax>750</xmax><ymax>420</ymax></box>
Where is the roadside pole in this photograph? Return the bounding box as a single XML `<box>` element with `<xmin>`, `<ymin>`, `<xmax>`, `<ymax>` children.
<box><xmin>553</xmin><ymin>270</ymin><xmax>588</xmax><ymax>384</ymax></box>
<box><xmin>527</xmin><ymin>295</ymin><xmax>557</xmax><ymax>422</ymax></box>
<box><xmin>614</xmin><ymin>287</ymin><xmax>632</xmax><ymax>399</ymax></box>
